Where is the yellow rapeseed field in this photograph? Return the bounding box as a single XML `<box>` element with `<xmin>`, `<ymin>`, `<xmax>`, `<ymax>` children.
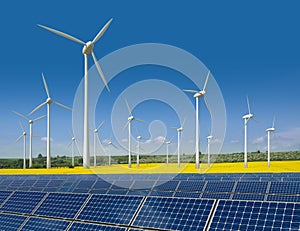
<box><xmin>0</xmin><ymin>160</ymin><xmax>299</xmax><ymax>175</ymax></box>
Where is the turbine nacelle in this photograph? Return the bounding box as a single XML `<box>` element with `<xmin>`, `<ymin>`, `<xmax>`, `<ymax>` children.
<box><xmin>194</xmin><ymin>90</ymin><xmax>206</xmax><ymax>98</ymax></box>
<box><xmin>128</xmin><ymin>116</ymin><xmax>134</xmax><ymax>121</ymax></box>
<box><xmin>23</xmin><ymin>132</ymin><xmax>27</xmax><ymax>136</ymax></box>
<box><xmin>266</xmin><ymin>127</ymin><xmax>275</xmax><ymax>132</ymax></box>
<box><xmin>46</xmin><ymin>97</ymin><xmax>53</xmax><ymax>104</ymax></box>
<box><xmin>94</xmin><ymin>129</ymin><xmax>98</xmax><ymax>133</ymax></box>
<box><xmin>137</xmin><ymin>135</ymin><xmax>142</xmax><ymax>140</ymax></box>
<box><xmin>72</xmin><ymin>137</ymin><xmax>75</xmax><ymax>141</ymax></box>
<box><xmin>165</xmin><ymin>141</ymin><xmax>171</xmax><ymax>145</ymax></box>
<box><xmin>207</xmin><ymin>135</ymin><xmax>213</xmax><ymax>140</ymax></box>
<box><xmin>177</xmin><ymin>127</ymin><xmax>183</xmax><ymax>132</ymax></box>
<box><xmin>243</xmin><ymin>113</ymin><xmax>253</xmax><ymax>120</ymax></box>
<box><xmin>82</xmin><ymin>41</ymin><xmax>94</xmax><ymax>55</ymax></box>
<box><xmin>29</xmin><ymin>120</ymin><xmax>33</xmax><ymax>124</ymax></box>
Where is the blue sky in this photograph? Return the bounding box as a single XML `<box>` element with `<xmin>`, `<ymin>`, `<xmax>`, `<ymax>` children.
<box><xmin>1</xmin><ymin>1</ymin><xmax>300</xmax><ymax>158</ymax></box>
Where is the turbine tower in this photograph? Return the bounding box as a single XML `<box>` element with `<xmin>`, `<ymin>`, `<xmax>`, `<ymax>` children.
<box><xmin>183</xmin><ymin>71</ymin><xmax>211</xmax><ymax>169</ymax></box>
<box><xmin>68</xmin><ymin>130</ymin><xmax>81</xmax><ymax>167</ymax></box>
<box><xmin>106</xmin><ymin>137</ymin><xmax>118</xmax><ymax>166</ymax></box>
<box><xmin>13</xmin><ymin>111</ymin><xmax>45</xmax><ymax>168</ymax></box>
<box><xmin>173</xmin><ymin>119</ymin><xmax>185</xmax><ymax>168</ymax></box>
<box><xmin>30</xmin><ymin>73</ymin><xmax>72</xmax><ymax>169</ymax></box>
<box><xmin>242</xmin><ymin>96</ymin><xmax>257</xmax><ymax>168</ymax></box>
<box><xmin>91</xmin><ymin>121</ymin><xmax>104</xmax><ymax>168</ymax></box>
<box><xmin>164</xmin><ymin>137</ymin><xmax>173</xmax><ymax>166</ymax></box>
<box><xmin>16</xmin><ymin>121</ymin><xmax>27</xmax><ymax>169</ymax></box>
<box><xmin>207</xmin><ymin>134</ymin><xmax>213</xmax><ymax>167</ymax></box>
<box><xmin>124</xmin><ymin>100</ymin><xmax>144</xmax><ymax>168</ymax></box>
<box><xmin>266</xmin><ymin>116</ymin><xmax>275</xmax><ymax>168</ymax></box>
<box><xmin>38</xmin><ymin>18</ymin><xmax>112</xmax><ymax>168</ymax></box>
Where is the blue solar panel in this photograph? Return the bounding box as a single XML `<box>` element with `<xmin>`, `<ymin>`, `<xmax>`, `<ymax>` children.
<box><xmin>173</xmin><ymin>191</ymin><xmax>200</xmax><ymax>198</ymax></box>
<box><xmin>0</xmin><ymin>191</ymin><xmax>46</xmax><ymax>214</ymax></box>
<box><xmin>77</xmin><ymin>195</ymin><xmax>143</xmax><ymax>225</ymax></box>
<box><xmin>34</xmin><ymin>193</ymin><xmax>89</xmax><ymax>219</ymax></box>
<box><xmin>235</xmin><ymin>182</ymin><xmax>268</xmax><ymax>194</ymax></box>
<box><xmin>106</xmin><ymin>189</ymin><xmax>129</xmax><ymax>195</ymax></box>
<box><xmin>126</xmin><ymin>190</ymin><xmax>148</xmax><ymax>196</ymax></box>
<box><xmin>72</xmin><ymin>188</ymin><xmax>90</xmax><ymax>193</ymax></box>
<box><xmin>0</xmin><ymin>214</ymin><xmax>26</xmax><ymax>231</ymax></box>
<box><xmin>111</xmin><ymin>180</ymin><xmax>133</xmax><ymax>189</ymax></box>
<box><xmin>232</xmin><ymin>193</ymin><xmax>265</xmax><ymax>201</ymax></box>
<box><xmin>34</xmin><ymin>180</ymin><xmax>50</xmax><ymax>187</ymax></box>
<box><xmin>205</xmin><ymin>181</ymin><xmax>235</xmax><ymax>193</ymax></box>
<box><xmin>93</xmin><ymin>180</ymin><xmax>112</xmax><ymax>189</ymax></box>
<box><xmin>0</xmin><ymin>190</ymin><xmax>12</xmax><ymax>205</ymax></box>
<box><xmin>133</xmin><ymin>197</ymin><xmax>214</xmax><ymax>230</ymax></box>
<box><xmin>267</xmin><ymin>194</ymin><xmax>300</xmax><ymax>203</ymax></box>
<box><xmin>90</xmin><ymin>189</ymin><xmax>108</xmax><ymax>194</ymax></box>
<box><xmin>131</xmin><ymin>180</ymin><xmax>155</xmax><ymax>190</ymax></box>
<box><xmin>209</xmin><ymin>200</ymin><xmax>300</xmax><ymax>231</ymax></box>
<box><xmin>177</xmin><ymin>181</ymin><xmax>205</xmax><ymax>191</ymax></box>
<box><xmin>22</xmin><ymin>217</ymin><xmax>70</xmax><ymax>231</ymax></box>
<box><xmin>69</xmin><ymin>222</ymin><xmax>126</xmax><ymax>231</ymax></box>
<box><xmin>76</xmin><ymin>180</ymin><xmax>96</xmax><ymax>189</ymax></box>
<box><xmin>269</xmin><ymin>182</ymin><xmax>300</xmax><ymax>195</ymax></box>
<box><xmin>47</xmin><ymin>180</ymin><xmax>65</xmax><ymax>187</ymax></box>
<box><xmin>22</xmin><ymin>180</ymin><xmax>37</xmax><ymax>187</ymax></box>
<box><xmin>153</xmin><ymin>181</ymin><xmax>179</xmax><ymax>191</ymax></box>
<box><xmin>148</xmin><ymin>191</ymin><xmax>174</xmax><ymax>197</ymax></box>
<box><xmin>201</xmin><ymin>193</ymin><xmax>231</xmax><ymax>200</ymax></box>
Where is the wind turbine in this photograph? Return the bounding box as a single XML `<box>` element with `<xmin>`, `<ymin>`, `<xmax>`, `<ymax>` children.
<box><xmin>68</xmin><ymin>130</ymin><xmax>81</xmax><ymax>167</ymax></box>
<box><xmin>183</xmin><ymin>71</ymin><xmax>211</xmax><ymax>169</ymax></box>
<box><xmin>124</xmin><ymin>100</ymin><xmax>144</xmax><ymax>168</ymax></box>
<box><xmin>105</xmin><ymin>137</ymin><xmax>118</xmax><ymax>166</ymax></box>
<box><xmin>13</xmin><ymin>111</ymin><xmax>46</xmax><ymax>168</ymax></box>
<box><xmin>266</xmin><ymin>116</ymin><xmax>275</xmax><ymax>168</ymax></box>
<box><xmin>135</xmin><ymin>128</ymin><xmax>148</xmax><ymax>167</ymax></box>
<box><xmin>16</xmin><ymin>121</ymin><xmax>27</xmax><ymax>169</ymax></box>
<box><xmin>207</xmin><ymin>134</ymin><xmax>213</xmax><ymax>167</ymax></box>
<box><xmin>164</xmin><ymin>137</ymin><xmax>173</xmax><ymax>166</ymax></box>
<box><xmin>242</xmin><ymin>96</ymin><xmax>257</xmax><ymax>168</ymax></box>
<box><xmin>91</xmin><ymin>121</ymin><xmax>104</xmax><ymax>168</ymax></box>
<box><xmin>30</xmin><ymin>73</ymin><xmax>72</xmax><ymax>169</ymax></box>
<box><xmin>172</xmin><ymin>119</ymin><xmax>185</xmax><ymax>168</ymax></box>
<box><xmin>38</xmin><ymin>19</ymin><xmax>112</xmax><ymax>169</ymax></box>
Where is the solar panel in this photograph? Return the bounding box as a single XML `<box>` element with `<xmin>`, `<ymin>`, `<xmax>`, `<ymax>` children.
<box><xmin>76</xmin><ymin>180</ymin><xmax>96</xmax><ymax>189</ymax></box>
<box><xmin>21</xmin><ymin>217</ymin><xmax>70</xmax><ymax>231</ymax></box>
<box><xmin>0</xmin><ymin>190</ymin><xmax>12</xmax><ymax>205</ymax></box>
<box><xmin>177</xmin><ymin>181</ymin><xmax>205</xmax><ymax>192</ymax></box>
<box><xmin>267</xmin><ymin>194</ymin><xmax>300</xmax><ymax>203</ymax></box>
<box><xmin>269</xmin><ymin>182</ymin><xmax>300</xmax><ymax>195</ymax></box>
<box><xmin>77</xmin><ymin>195</ymin><xmax>143</xmax><ymax>225</ymax></box>
<box><xmin>232</xmin><ymin>193</ymin><xmax>265</xmax><ymax>201</ymax></box>
<box><xmin>93</xmin><ymin>180</ymin><xmax>112</xmax><ymax>189</ymax></box>
<box><xmin>111</xmin><ymin>180</ymin><xmax>133</xmax><ymax>189</ymax></box>
<box><xmin>173</xmin><ymin>191</ymin><xmax>200</xmax><ymax>198</ymax></box>
<box><xmin>90</xmin><ymin>189</ymin><xmax>108</xmax><ymax>195</ymax></box>
<box><xmin>148</xmin><ymin>191</ymin><xmax>174</xmax><ymax>197</ymax></box>
<box><xmin>33</xmin><ymin>180</ymin><xmax>50</xmax><ymax>187</ymax></box>
<box><xmin>209</xmin><ymin>200</ymin><xmax>300</xmax><ymax>231</ymax></box>
<box><xmin>204</xmin><ymin>181</ymin><xmax>235</xmax><ymax>193</ymax></box>
<box><xmin>201</xmin><ymin>193</ymin><xmax>231</xmax><ymax>200</ymax></box>
<box><xmin>0</xmin><ymin>213</ymin><xmax>26</xmax><ymax>231</ymax></box>
<box><xmin>69</xmin><ymin>222</ymin><xmax>126</xmax><ymax>231</ymax></box>
<box><xmin>47</xmin><ymin>180</ymin><xmax>65</xmax><ymax>187</ymax></box>
<box><xmin>131</xmin><ymin>180</ymin><xmax>155</xmax><ymax>190</ymax></box>
<box><xmin>235</xmin><ymin>182</ymin><xmax>268</xmax><ymax>194</ymax></box>
<box><xmin>133</xmin><ymin>197</ymin><xmax>214</xmax><ymax>230</ymax></box>
<box><xmin>106</xmin><ymin>189</ymin><xmax>129</xmax><ymax>195</ymax></box>
<box><xmin>153</xmin><ymin>180</ymin><xmax>179</xmax><ymax>191</ymax></box>
<box><xmin>34</xmin><ymin>193</ymin><xmax>89</xmax><ymax>219</ymax></box>
<box><xmin>0</xmin><ymin>191</ymin><xmax>46</xmax><ymax>214</ymax></box>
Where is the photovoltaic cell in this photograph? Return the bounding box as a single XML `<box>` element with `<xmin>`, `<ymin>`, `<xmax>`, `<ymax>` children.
<box><xmin>232</xmin><ymin>193</ymin><xmax>265</xmax><ymax>201</ymax></box>
<box><xmin>93</xmin><ymin>180</ymin><xmax>112</xmax><ymax>189</ymax></box>
<box><xmin>0</xmin><ymin>214</ymin><xmax>26</xmax><ymax>231</ymax></box>
<box><xmin>0</xmin><ymin>191</ymin><xmax>46</xmax><ymax>214</ymax></box>
<box><xmin>133</xmin><ymin>197</ymin><xmax>214</xmax><ymax>231</ymax></box>
<box><xmin>204</xmin><ymin>181</ymin><xmax>235</xmax><ymax>193</ymax></box>
<box><xmin>201</xmin><ymin>193</ymin><xmax>231</xmax><ymax>200</ymax></box>
<box><xmin>173</xmin><ymin>191</ymin><xmax>200</xmax><ymax>198</ymax></box>
<box><xmin>0</xmin><ymin>190</ymin><xmax>12</xmax><ymax>205</ymax></box>
<box><xmin>69</xmin><ymin>222</ymin><xmax>126</xmax><ymax>231</ymax></box>
<box><xmin>21</xmin><ymin>217</ymin><xmax>70</xmax><ymax>231</ymax></box>
<box><xmin>269</xmin><ymin>182</ymin><xmax>300</xmax><ymax>195</ymax></box>
<box><xmin>77</xmin><ymin>195</ymin><xmax>143</xmax><ymax>225</ymax></box>
<box><xmin>209</xmin><ymin>200</ymin><xmax>300</xmax><ymax>231</ymax></box>
<box><xmin>177</xmin><ymin>181</ymin><xmax>205</xmax><ymax>192</ymax></box>
<box><xmin>34</xmin><ymin>193</ymin><xmax>89</xmax><ymax>219</ymax></box>
<box><xmin>76</xmin><ymin>180</ymin><xmax>96</xmax><ymax>189</ymax></box>
<box><xmin>267</xmin><ymin>194</ymin><xmax>300</xmax><ymax>203</ymax></box>
<box><xmin>235</xmin><ymin>182</ymin><xmax>268</xmax><ymax>194</ymax></box>
<box><xmin>153</xmin><ymin>181</ymin><xmax>179</xmax><ymax>191</ymax></box>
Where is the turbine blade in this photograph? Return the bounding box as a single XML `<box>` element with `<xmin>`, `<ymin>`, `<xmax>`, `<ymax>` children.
<box><xmin>246</xmin><ymin>96</ymin><xmax>251</xmax><ymax>114</ymax></box>
<box><xmin>169</xmin><ymin>136</ymin><xmax>175</xmax><ymax>142</ymax></box>
<box><xmin>68</xmin><ymin>129</ymin><xmax>73</xmax><ymax>138</ymax></box>
<box><xmin>75</xmin><ymin>140</ymin><xmax>82</xmax><ymax>156</ymax></box>
<box><xmin>38</xmin><ymin>24</ymin><xmax>85</xmax><ymax>45</ymax></box>
<box><xmin>33</xmin><ymin>115</ymin><xmax>46</xmax><ymax>122</ymax></box>
<box><xmin>272</xmin><ymin>115</ymin><xmax>275</xmax><ymax>128</ymax></box>
<box><xmin>123</xmin><ymin>121</ymin><xmax>130</xmax><ymax>131</ymax></box>
<box><xmin>16</xmin><ymin>135</ymin><xmax>23</xmax><ymax>142</ymax></box>
<box><xmin>13</xmin><ymin>111</ymin><xmax>29</xmax><ymax>121</ymax></box>
<box><xmin>68</xmin><ymin>140</ymin><xmax>73</xmax><ymax>147</ymax></box>
<box><xmin>183</xmin><ymin>89</ymin><xmax>198</xmax><ymax>93</ymax></box>
<box><xmin>125</xmin><ymin>99</ymin><xmax>132</xmax><ymax>116</ymax></box>
<box><xmin>135</xmin><ymin>118</ymin><xmax>145</xmax><ymax>123</ymax></box>
<box><xmin>111</xmin><ymin>143</ymin><xmax>118</xmax><ymax>149</ymax></box>
<box><xmin>42</xmin><ymin>73</ymin><xmax>50</xmax><ymax>98</ymax></box>
<box><xmin>204</xmin><ymin>96</ymin><xmax>212</xmax><ymax>120</ymax></box>
<box><xmin>203</xmin><ymin>71</ymin><xmax>211</xmax><ymax>91</ymax></box>
<box><xmin>181</xmin><ymin>118</ymin><xmax>186</xmax><ymax>128</ymax></box>
<box><xmin>54</xmin><ymin>101</ymin><xmax>72</xmax><ymax>111</ymax></box>
<box><xmin>30</xmin><ymin>101</ymin><xmax>47</xmax><ymax>115</ymax></box>
<box><xmin>252</xmin><ymin>116</ymin><xmax>259</xmax><ymax>123</ymax></box>
<box><xmin>97</xmin><ymin>133</ymin><xmax>102</xmax><ymax>145</ymax></box>
<box><xmin>92</xmin><ymin>18</ymin><xmax>113</xmax><ymax>44</ymax></box>
<box><xmin>91</xmin><ymin>51</ymin><xmax>110</xmax><ymax>92</ymax></box>
<box><xmin>96</xmin><ymin>121</ymin><xmax>105</xmax><ymax>131</ymax></box>
<box><xmin>19</xmin><ymin>121</ymin><xmax>25</xmax><ymax>133</ymax></box>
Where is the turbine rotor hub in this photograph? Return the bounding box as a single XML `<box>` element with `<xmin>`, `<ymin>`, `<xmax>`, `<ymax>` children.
<box><xmin>194</xmin><ymin>90</ymin><xmax>205</xmax><ymax>98</ymax></box>
<box><xmin>47</xmin><ymin>98</ymin><xmax>53</xmax><ymax>104</ymax></box>
<box><xmin>72</xmin><ymin>137</ymin><xmax>75</xmax><ymax>141</ymax></box>
<box><xmin>82</xmin><ymin>41</ymin><xmax>94</xmax><ymax>55</ymax></box>
<box><xmin>128</xmin><ymin>116</ymin><xmax>134</xmax><ymax>121</ymax></box>
<box><xmin>29</xmin><ymin>120</ymin><xmax>33</xmax><ymax>124</ymax></box>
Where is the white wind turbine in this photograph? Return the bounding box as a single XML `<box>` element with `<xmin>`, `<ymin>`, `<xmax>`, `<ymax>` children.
<box><xmin>135</xmin><ymin>128</ymin><xmax>148</xmax><ymax>167</ymax></box>
<box><xmin>266</xmin><ymin>116</ymin><xmax>275</xmax><ymax>168</ymax></box>
<box><xmin>124</xmin><ymin>100</ymin><xmax>144</xmax><ymax>168</ymax></box>
<box><xmin>30</xmin><ymin>73</ymin><xmax>72</xmax><ymax>169</ymax></box>
<box><xmin>164</xmin><ymin>137</ymin><xmax>173</xmax><ymax>166</ymax></box>
<box><xmin>68</xmin><ymin>130</ymin><xmax>81</xmax><ymax>167</ymax></box>
<box><xmin>105</xmin><ymin>137</ymin><xmax>118</xmax><ymax>166</ymax></box>
<box><xmin>242</xmin><ymin>96</ymin><xmax>258</xmax><ymax>168</ymax></box>
<box><xmin>13</xmin><ymin>111</ymin><xmax>46</xmax><ymax>168</ymax></box>
<box><xmin>183</xmin><ymin>71</ymin><xmax>211</xmax><ymax>169</ymax></box>
<box><xmin>38</xmin><ymin>18</ymin><xmax>113</xmax><ymax>168</ymax></box>
<box><xmin>172</xmin><ymin>119</ymin><xmax>185</xmax><ymax>168</ymax></box>
<box><xmin>16</xmin><ymin>121</ymin><xmax>27</xmax><ymax>169</ymax></box>
<box><xmin>91</xmin><ymin>121</ymin><xmax>104</xmax><ymax>168</ymax></box>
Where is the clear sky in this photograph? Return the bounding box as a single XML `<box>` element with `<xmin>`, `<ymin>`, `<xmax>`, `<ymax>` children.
<box><xmin>1</xmin><ymin>0</ymin><xmax>300</xmax><ymax>158</ymax></box>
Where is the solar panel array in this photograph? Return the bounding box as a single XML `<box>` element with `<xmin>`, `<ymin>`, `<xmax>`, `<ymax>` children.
<box><xmin>0</xmin><ymin>173</ymin><xmax>298</xmax><ymax>230</ymax></box>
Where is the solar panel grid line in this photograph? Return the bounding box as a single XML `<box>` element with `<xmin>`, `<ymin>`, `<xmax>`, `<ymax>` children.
<box><xmin>264</xmin><ymin>181</ymin><xmax>271</xmax><ymax>201</ymax></box>
<box><xmin>229</xmin><ymin>181</ymin><xmax>238</xmax><ymax>200</ymax></box>
<box><xmin>73</xmin><ymin>194</ymin><xmax>93</xmax><ymax>221</ymax></box>
<box><xmin>16</xmin><ymin>215</ymin><xmax>30</xmax><ymax>231</ymax></box>
<box><xmin>0</xmin><ymin>190</ymin><xmax>13</xmax><ymax>208</ymax></box>
<box><xmin>127</xmin><ymin>196</ymin><xmax>147</xmax><ymax>228</ymax></box>
<box><xmin>30</xmin><ymin>192</ymin><xmax>49</xmax><ymax>214</ymax></box>
<box><xmin>203</xmin><ymin>199</ymin><xmax>219</xmax><ymax>231</ymax></box>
